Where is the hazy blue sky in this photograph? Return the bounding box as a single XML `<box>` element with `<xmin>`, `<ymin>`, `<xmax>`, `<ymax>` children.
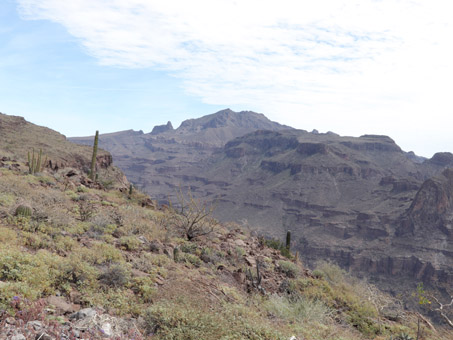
<box><xmin>1</xmin><ymin>0</ymin><xmax>452</xmax><ymax>157</ymax></box>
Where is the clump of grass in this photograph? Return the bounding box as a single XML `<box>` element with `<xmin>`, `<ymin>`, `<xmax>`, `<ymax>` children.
<box><xmin>261</xmin><ymin>237</ymin><xmax>292</xmax><ymax>258</ymax></box>
<box><xmin>264</xmin><ymin>294</ymin><xmax>332</xmax><ymax>324</ymax></box>
<box><xmin>144</xmin><ymin>300</ymin><xmax>289</xmax><ymax>339</ymax></box>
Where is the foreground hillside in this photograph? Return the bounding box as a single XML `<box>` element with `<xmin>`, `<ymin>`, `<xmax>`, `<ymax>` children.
<box><xmin>1</xmin><ymin>147</ymin><xmax>450</xmax><ymax>340</ymax></box>
<box><xmin>0</xmin><ymin>113</ymin><xmax>450</xmax><ymax>339</ymax></box>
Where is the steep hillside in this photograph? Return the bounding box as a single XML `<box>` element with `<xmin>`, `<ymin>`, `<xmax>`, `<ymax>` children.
<box><xmin>2</xmin><ymin>113</ymin><xmax>448</xmax><ymax>339</ymax></box>
<box><xmin>0</xmin><ymin>112</ymin><xmax>113</xmax><ymax>173</ymax></box>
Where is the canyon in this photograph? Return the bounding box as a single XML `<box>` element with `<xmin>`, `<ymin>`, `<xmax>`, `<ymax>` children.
<box><xmin>70</xmin><ymin>109</ymin><xmax>453</xmax><ymax>296</ymax></box>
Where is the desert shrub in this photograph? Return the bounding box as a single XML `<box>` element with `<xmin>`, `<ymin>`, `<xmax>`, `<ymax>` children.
<box><xmin>20</xmin><ymin>231</ymin><xmax>51</xmax><ymax>250</ymax></box>
<box><xmin>89</xmin><ymin>213</ymin><xmax>115</xmax><ymax>235</ymax></box>
<box><xmin>53</xmin><ymin>235</ymin><xmax>77</xmax><ymax>253</ymax></box>
<box><xmin>292</xmin><ymin>264</ymin><xmax>381</xmax><ymax>337</ymax></box>
<box><xmin>168</xmin><ymin>188</ymin><xmax>218</xmax><ymax>241</ymax></box>
<box><xmin>99</xmin><ymin>264</ymin><xmax>130</xmax><ymax>288</ymax></box>
<box><xmin>119</xmin><ymin>235</ymin><xmax>141</xmax><ymax>251</ymax></box>
<box><xmin>76</xmin><ymin>185</ymin><xmax>88</xmax><ymax>193</ymax></box>
<box><xmin>264</xmin><ymin>294</ymin><xmax>332</xmax><ymax>324</ymax></box>
<box><xmin>180</xmin><ymin>241</ymin><xmax>198</xmax><ymax>254</ymax></box>
<box><xmin>78</xmin><ymin>242</ymin><xmax>123</xmax><ymax>265</ymax></box>
<box><xmin>278</xmin><ymin>260</ymin><xmax>299</xmax><ymax>278</ymax></box>
<box><xmin>0</xmin><ymin>226</ymin><xmax>17</xmax><ymax>244</ymax></box>
<box><xmin>61</xmin><ymin>253</ymin><xmax>98</xmax><ymax>288</ymax></box>
<box><xmin>0</xmin><ymin>247</ymin><xmax>66</xmax><ymax>302</ymax></box>
<box><xmin>144</xmin><ymin>301</ymin><xmax>288</xmax><ymax>339</ymax></box>
<box><xmin>130</xmin><ymin>276</ymin><xmax>157</xmax><ymax>303</ymax></box>
<box><xmin>179</xmin><ymin>253</ymin><xmax>202</xmax><ymax>267</ymax></box>
<box><xmin>311</xmin><ymin>269</ymin><xmax>325</xmax><ymax>279</ymax></box>
<box><xmin>314</xmin><ymin>261</ymin><xmax>346</xmax><ymax>284</ymax></box>
<box><xmin>235</xmin><ymin>246</ymin><xmax>246</xmax><ymax>257</ymax></box>
<box><xmin>76</xmin><ymin>195</ymin><xmax>96</xmax><ymax>221</ymax></box>
<box><xmin>133</xmin><ymin>253</ymin><xmax>170</xmax><ymax>273</ymax></box>
<box><xmin>0</xmin><ymin>192</ymin><xmax>15</xmax><ymax>207</ymax></box>
<box><xmin>262</xmin><ymin>237</ymin><xmax>292</xmax><ymax>258</ymax></box>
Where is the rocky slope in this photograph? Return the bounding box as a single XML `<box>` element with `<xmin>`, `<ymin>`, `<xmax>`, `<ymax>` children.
<box><xmin>69</xmin><ymin>109</ymin><xmax>453</xmax><ymax>298</ymax></box>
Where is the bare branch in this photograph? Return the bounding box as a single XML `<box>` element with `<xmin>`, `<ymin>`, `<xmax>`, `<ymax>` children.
<box><xmin>169</xmin><ymin>186</ymin><xmax>218</xmax><ymax>241</ymax></box>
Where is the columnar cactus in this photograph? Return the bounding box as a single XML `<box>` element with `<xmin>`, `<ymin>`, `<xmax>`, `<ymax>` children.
<box><xmin>90</xmin><ymin>130</ymin><xmax>99</xmax><ymax>181</ymax></box>
<box><xmin>28</xmin><ymin>148</ymin><xmax>45</xmax><ymax>174</ymax></box>
<box><xmin>173</xmin><ymin>247</ymin><xmax>180</xmax><ymax>262</ymax></box>
<box><xmin>286</xmin><ymin>230</ymin><xmax>291</xmax><ymax>251</ymax></box>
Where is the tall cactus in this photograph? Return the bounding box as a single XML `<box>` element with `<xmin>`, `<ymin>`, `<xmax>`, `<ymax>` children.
<box><xmin>90</xmin><ymin>130</ymin><xmax>99</xmax><ymax>181</ymax></box>
<box><xmin>28</xmin><ymin>148</ymin><xmax>45</xmax><ymax>175</ymax></box>
<box><xmin>286</xmin><ymin>230</ymin><xmax>291</xmax><ymax>251</ymax></box>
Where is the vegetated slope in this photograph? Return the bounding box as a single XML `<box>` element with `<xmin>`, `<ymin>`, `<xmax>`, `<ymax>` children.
<box><xmin>0</xmin><ymin>112</ymin><xmax>113</xmax><ymax>172</ymax></box>
<box><xmin>0</xmin><ymin>112</ymin><xmax>449</xmax><ymax>339</ymax></box>
<box><xmin>68</xmin><ymin>109</ymin><xmax>291</xmax><ymax>198</ymax></box>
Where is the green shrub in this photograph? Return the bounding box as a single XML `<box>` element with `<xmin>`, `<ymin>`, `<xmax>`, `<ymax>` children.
<box><xmin>180</xmin><ymin>241</ymin><xmax>198</xmax><ymax>254</ymax></box>
<box><xmin>311</xmin><ymin>269</ymin><xmax>325</xmax><ymax>279</ymax></box>
<box><xmin>262</xmin><ymin>237</ymin><xmax>292</xmax><ymax>258</ymax></box>
<box><xmin>277</xmin><ymin>260</ymin><xmax>299</xmax><ymax>278</ymax></box>
<box><xmin>180</xmin><ymin>253</ymin><xmax>202</xmax><ymax>267</ymax></box>
<box><xmin>119</xmin><ymin>236</ymin><xmax>141</xmax><ymax>251</ymax></box>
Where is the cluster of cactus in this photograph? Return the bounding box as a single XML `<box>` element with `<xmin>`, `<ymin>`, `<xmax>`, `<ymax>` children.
<box><xmin>89</xmin><ymin>130</ymin><xmax>99</xmax><ymax>181</ymax></box>
<box><xmin>27</xmin><ymin>148</ymin><xmax>47</xmax><ymax>175</ymax></box>
<box><xmin>15</xmin><ymin>204</ymin><xmax>32</xmax><ymax>217</ymax></box>
<box><xmin>246</xmin><ymin>261</ymin><xmax>265</xmax><ymax>294</ymax></box>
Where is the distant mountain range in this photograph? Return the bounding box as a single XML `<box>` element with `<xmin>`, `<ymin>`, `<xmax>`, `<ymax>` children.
<box><xmin>70</xmin><ymin>109</ymin><xmax>453</xmax><ymax>295</ymax></box>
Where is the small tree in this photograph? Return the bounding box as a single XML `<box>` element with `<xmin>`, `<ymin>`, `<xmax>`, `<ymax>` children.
<box><xmin>169</xmin><ymin>188</ymin><xmax>218</xmax><ymax>241</ymax></box>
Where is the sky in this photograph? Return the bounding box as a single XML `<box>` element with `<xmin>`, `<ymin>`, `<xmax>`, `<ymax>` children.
<box><xmin>0</xmin><ymin>0</ymin><xmax>452</xmax><ymax>157</ymax></box>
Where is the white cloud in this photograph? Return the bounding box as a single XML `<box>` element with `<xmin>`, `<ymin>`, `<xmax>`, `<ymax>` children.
<box><xmin>16</xmin><ymin>0</ymin><xmax>453</xmax><ymax>156</ymax></box>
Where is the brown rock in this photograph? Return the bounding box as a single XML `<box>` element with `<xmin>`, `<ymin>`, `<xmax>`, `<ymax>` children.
<box><xmin>131</xmin><ymin>269</ymin><xmax>149</xmax><ymax>278</ymax></box>
<box><xmin>47</xmin><ymin>296</ymin><xmax>75</xmax><ymax>314</ymax></box>
<box><xmin>233</xmin><ymin>271</ymin><xmax>246</xmax><ymax>284</ymax></box>
<box><xmin>234</xmin><ymin>239</ymin><xmax>246</xmax><ymax>247</ymax></box>
<box><xmin>244</xmin><ymin>256</ymin><xmax>256</xmax><ymax>267</ymax></box>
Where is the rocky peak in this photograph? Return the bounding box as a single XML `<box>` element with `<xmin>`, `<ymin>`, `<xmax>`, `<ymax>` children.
<box><xmin>150</xmin><ymin>121</ymin><xmax>174</xmax><ymax>135</ymax></box>
<box><xmin>426</xmin><ymin>152</ymin><xmax>453</xmax><ymax>166</ymax></box>
<box><xmin>398</xmin><ymin>168</ymin><xmax>453</xmax><ymax>237</ymax></box>
<box><xmin>177</xmin><ymin>109</ymin><xmax>290</xmax><ymax>133</ymax></box>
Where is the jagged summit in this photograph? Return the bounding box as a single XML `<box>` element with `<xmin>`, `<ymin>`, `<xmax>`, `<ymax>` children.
<box><xmin>150</xmin><ymin>121</ymin><xmax>173</xmax><ymax>135</ymax></box>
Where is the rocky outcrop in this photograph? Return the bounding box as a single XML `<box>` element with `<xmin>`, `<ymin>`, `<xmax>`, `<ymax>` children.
<box><xmin>398</xmin><ymin>168</ymin><xmax>453</xmax><ymax>237</ymax></box>
<box><xmin>151</xmin><ymin>121</ymin><xmax>174</xmax><ymax>135</ymax></box>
